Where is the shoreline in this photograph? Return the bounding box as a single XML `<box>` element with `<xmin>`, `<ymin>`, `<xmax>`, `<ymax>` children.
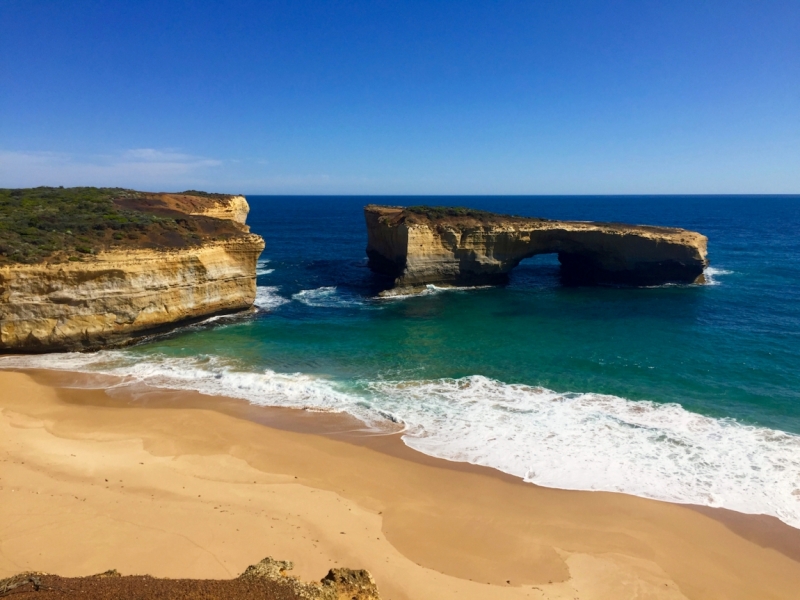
<box><xmin>11</xmin><ymin>365</ymin><xmax>800</xmax><ymax>540</ymax></box>
<box><xmin>1</xmin><ymin>367</ymin><xmax>799</xmax><ymax>599</ymax></box>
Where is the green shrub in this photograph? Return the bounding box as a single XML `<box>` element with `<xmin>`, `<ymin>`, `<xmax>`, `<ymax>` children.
<box><xmin>0</xmin><ymin>187</ymin><xmax>244</xmax><ymax>265</ymax></box>
<box><xmin>180</xmin><ymin>190</ymin><xmax>229</xmax><ymax>198</ymax></box>
<box><xmin>0</xmin><ymin>187</ymin><xmax>164</xmax><ymax>263</ymax></box>
<box><xmin>406</xmin><ymin>206</ymin><xmax>488</xmax><ymax>219</ymax></box>
<box><xmin>404</xmin><ymin>205</ymin><xmax>537</xmax><ymax>222</ymax></box>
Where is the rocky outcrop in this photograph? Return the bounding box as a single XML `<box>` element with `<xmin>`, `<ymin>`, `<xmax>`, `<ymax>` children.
<box><xmin>240</xmin><ymin>557</ymin><xmax>381</xmax><ymax>600</ymax></box>
<box><xmin>0</xmin><ymin>193</ymin><xmax>264</xmax><ymax>353</ymax></box>
<box><xmin>0</xmin><ymin>556</ymin><xmax>381</xmax><ymax>599</ymax></box>
<box><xmin>365</xmin><ymin>205</ymin><xmax>708</xmax><ymax>291</ymax></box>
<box><xmin>119</xmin><ymin>192</ymin><xmax>252</xmax><ymax>227</ymax></box>
<box><xmin>191</xmin><ymin>194</ymin><xmax>250</xmax><ymax>225</ymax></box>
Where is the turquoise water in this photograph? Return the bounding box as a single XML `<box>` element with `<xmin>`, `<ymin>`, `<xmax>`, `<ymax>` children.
<box><xmin>6</xmin><ymin>196</ymin><xmax>800</xmax><ymax>527</ymax></box>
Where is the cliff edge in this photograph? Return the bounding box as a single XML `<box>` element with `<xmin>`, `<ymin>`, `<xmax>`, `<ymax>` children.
<box><xmin>365</xmin><ymin>205</ymin><xmax>708</xmax><ymax>291</ymax></box>
<box><xmin>0</xmin><ymin>188</ymin><xmax>264</xmax><ymax>353</ymax></box>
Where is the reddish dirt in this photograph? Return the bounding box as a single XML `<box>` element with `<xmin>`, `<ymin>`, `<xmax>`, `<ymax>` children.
<box><xmin>1</xmin><ymin>573</ymin><xmax>309</xmax><ymax>600</ymax></box>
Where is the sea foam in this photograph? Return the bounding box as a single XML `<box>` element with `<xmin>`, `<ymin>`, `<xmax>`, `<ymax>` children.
<box><xmin>254</xmin><ymin>286</ymin><xmax>290</xmax><ymax>310</ymax></box>
<box><xmin>704</xmin><ymin>267</ymin><xmax>734</xmax><ymax>286</ymax></box>
<box><xmin>256</xmin><ymin>258</ymin><xmax>275</xmax><ymax>276</ymax></box>
<box><xmin>292</xmin><ymin>287</ymin><xmax>364</xmax><ymax>308</ymax></box>
<box><xmin>369</xmin><ymin>376</ymin><xmax>800</xmax><ymax>527</ymax></box>
<box><xmin>1</xmin><ymin>352</ymin><xmax>798</xmax><ymax>529</ymax></box>
<box><xmin>378</xmin><ymin>284</ymin><xmax>492</xmax><ymax>300</ymax></box>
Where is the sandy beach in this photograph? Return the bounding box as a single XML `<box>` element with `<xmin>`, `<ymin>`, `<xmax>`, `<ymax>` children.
<box><xmin>1</xmin><ymin>369</ymin><xmax>799</xmax><ymax>600</ymax></box>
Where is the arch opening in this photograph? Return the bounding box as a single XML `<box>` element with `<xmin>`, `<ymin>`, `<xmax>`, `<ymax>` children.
<box><xmin>508</xmin><ymin>253</ymin><xmax>561</xmax><ymax>289</ymax></box>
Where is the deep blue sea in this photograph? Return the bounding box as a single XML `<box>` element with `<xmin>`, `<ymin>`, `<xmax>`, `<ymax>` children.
<box><xmin>6</xmin><ymin>195</ymin><xmax>800</xmax><ymax>527</ymax></box>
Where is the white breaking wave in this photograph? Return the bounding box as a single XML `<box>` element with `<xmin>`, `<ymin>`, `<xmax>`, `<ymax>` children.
<box><xmin>1</xmin><ymin>353</ymin><xmax>798</xmax><ymax>529</ymax></box>
<box><xmin>379</xmin><ymin>284</ymin><xmax>492</xmax><ymax>300</ymax></box>
<box><xmin>254</xmin><ymin>286</ymin><xmax>290</xmax><ymax>310</ymax></box>
<box><xmin>292</xmin><ymin>287</ymin><xmax>364</xmax><ymax>308</ymax></box>
<box><xmin>704</xmin><ymin>267</ymin><xmax>734</xmax><ymax>286</ymax></box>
<box><xmin>256</xmin><ymin>258</ymin><xmax>274</xmax><ymax>276</ymax></box>
<box><xmin>422</xmin><ymin>284</ymin><xmax>491</xmax><ymax>295</ymax></box>
<box><xmin>0</xmin><ymin>352</ymin><xmax>361</xmax><ymax>415</ymax></box>
<box><xmin>368</xmin><ymin>376</ymin><xmax>800</xmax><ymax>528</ymax></box>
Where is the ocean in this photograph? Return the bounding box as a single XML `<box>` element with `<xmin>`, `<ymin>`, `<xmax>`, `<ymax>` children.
<box><xmin>4</xmin><ymin>195</ymin><xmax>800</xmax><ymax>528</ymax></box>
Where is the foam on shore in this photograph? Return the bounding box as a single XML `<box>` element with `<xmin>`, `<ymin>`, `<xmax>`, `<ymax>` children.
<box><xmin>2</xmin><ymin>351</ymin><xmax>798</xmax><ymax>529</ymax></box>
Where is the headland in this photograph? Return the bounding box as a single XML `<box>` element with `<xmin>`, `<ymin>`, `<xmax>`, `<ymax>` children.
<box><xmin>0</xmin><ymin>188</ymin><xmax>264</xmax><ymax>352</ymax></box>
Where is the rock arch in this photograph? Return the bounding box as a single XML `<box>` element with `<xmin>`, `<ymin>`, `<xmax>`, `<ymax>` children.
<box><xmin>365</xmin><ymin>205</ymin><xmax>708</xmax><ymax>291</ymax></box>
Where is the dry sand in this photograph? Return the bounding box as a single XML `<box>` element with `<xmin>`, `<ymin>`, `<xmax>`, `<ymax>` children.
<box><xmin>1</xmin><ymin>369</ymin><xmax>799</xmax><ymax>599</ymax></box>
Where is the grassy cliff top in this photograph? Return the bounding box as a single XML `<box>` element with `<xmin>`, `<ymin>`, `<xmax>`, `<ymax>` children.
<box><xmin>406</xmin><ymin>205</ymin><xmax>506</xmax><ymax>220</ymax></box>
<box><xmin>366</xmin><ymin>204</ymin><xmax>546</xmax><ymax>226</ymax></box>
<box><xmin>366</xmin><ymin>204</ymin><xmax>688</xmax><ymax>234</ymax></box>
<box><xmin>0</xmin><ymin>187</ymin><xmax>245</xmax><ymax>265</ymax></box>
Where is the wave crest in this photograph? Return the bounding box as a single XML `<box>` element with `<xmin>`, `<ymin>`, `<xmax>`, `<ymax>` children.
<box><xmin>704</xmin><ymin>267</ymin><xmax>734</xmax><ymax>286</ymax></box>
<box><xmin>254</xmin><ymin>286</ymin><xmax>289</xmax><ymax>310</ymax></box>
<box><xmin>368</xmin><ymin>375</ymin><xmax>800</xmax><ymax>527</ymax></box>
<box><xmin>292</xmin><ymin>287</ymin><xmax>364</xmax><ymax>308</ymax></box>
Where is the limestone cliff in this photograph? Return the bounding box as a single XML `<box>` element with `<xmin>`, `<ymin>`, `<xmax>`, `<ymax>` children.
<box><xmin>365</xmin><ymin>205</ymin><xmax>708</xmax><ymax>291</ymax></box>
<box><xmin>0</xmin><ymin>190</ymin><xmax>264</xmax><ymax>353</ymax></box>
<box><xmin>190</xmin><ymin>194</ymin><xmax>250</xmax><ymax>225</ymax></box>
<box><xmin>118</xmin><ymin>192</ymin><xmax>252</xmax><ymax>227</ymax></box>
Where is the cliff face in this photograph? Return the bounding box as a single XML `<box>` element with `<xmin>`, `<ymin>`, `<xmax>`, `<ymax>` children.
<box><xmin>365</xmin><ymin>205</ymin><xmax>708</xmax><ymax>290</ymax></box>
<box><xmin>117</xmin><ymin>193</ymin><xmax>252</xmax><ymax>227</ymax></box>
<box><xmin>0</xmin><ymin>193</ymin><xmax>264</xmax><ymax>353</ymax></box>
<box><xmin>190</xmin><ymin>195</ymin><xmax>250</xmax><ymax>225</ymax></box>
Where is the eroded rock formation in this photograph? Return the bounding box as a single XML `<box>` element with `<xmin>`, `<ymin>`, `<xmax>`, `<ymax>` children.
<box><xmin>240</xmin><ymin>557</ymin><xmax>381</xmax><ymax>600</ymax></box>
<box><xmin>0</xmin><ymin>556</ymin><xmax>382</xmax><ymax>599</ymax></box>
<box><xmin>0</xmin><ymin>192</ymin><xmax>264</xmax><ymax>353</ymax></box>
<box><xmin>365</xmin><ymin>205</ymin><xmax>708</xmax><ymax>291</ymax></box>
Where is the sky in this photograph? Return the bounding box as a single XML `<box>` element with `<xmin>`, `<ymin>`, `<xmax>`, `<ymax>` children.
<box><xmin>1</xmin><ymin>0</ymin><xmax>798</xmax><ymax>194</ymax></box>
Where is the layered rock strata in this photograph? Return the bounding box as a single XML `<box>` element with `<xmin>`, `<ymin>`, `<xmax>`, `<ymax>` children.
<box><xmin>116</xmin><ymin>192</ymin><xmax>252</xmax><ymax>227</ymax></box>
<box><xmin>0</xmin><ymin>193</ymin><xmax>264</xmax><ymax>353</ymax></box>
<box><xmin>365</xmin><ymin>205</ymin><xmax>708</xmax><ymax>291</ymax></box>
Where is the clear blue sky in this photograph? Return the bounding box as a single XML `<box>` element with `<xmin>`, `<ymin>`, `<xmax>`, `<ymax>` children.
<box><xmin>1</xmin><ymin>1</ymin><xmax>798</xmax><ymax>194</ymax></box>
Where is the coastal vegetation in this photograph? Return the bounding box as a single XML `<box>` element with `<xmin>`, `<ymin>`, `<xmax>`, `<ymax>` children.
<box><xmin>406</xmin><ymin>205</ymin><xmax>497</xmax><ymax>219</ymax></box>
<box><xmin>1</xmin><ymin>188</ymin><xmax>263</xmax><ymax>352</ymax></box>
<box><xmin>405</xmin><ymin>205</ymin><xmax>535</xmax><ymax>224</ymax></box>
<box><xmin>178</xmin><ymin>189</ymin><xmax>232</xmax><ymax>199</ymax></box>
<box><xmin>0</xmin><ymin>187</ymin><xmax>235</xmax><ymax>264</ymax></box>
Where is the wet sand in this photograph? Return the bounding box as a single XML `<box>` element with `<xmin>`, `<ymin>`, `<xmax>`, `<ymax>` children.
<box><xmin>1</xmin><ymin>369</ymin><xmax>799</xmax><ymax>599</ymax></box>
